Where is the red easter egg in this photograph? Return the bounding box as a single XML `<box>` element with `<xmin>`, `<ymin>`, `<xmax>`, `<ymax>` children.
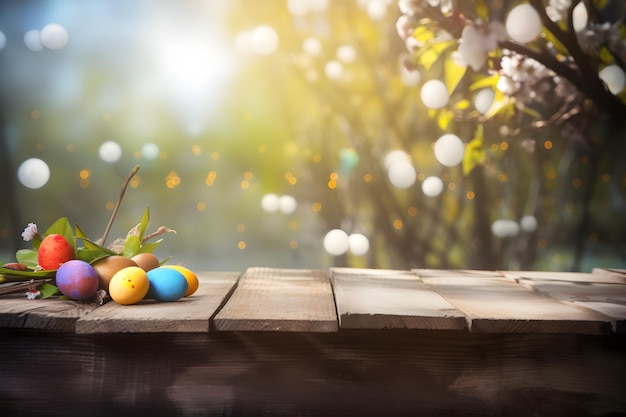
<box><xmin>38</xmin><ymin>234</ymin><xmax>74</xmax><ymax>270</ymax></box>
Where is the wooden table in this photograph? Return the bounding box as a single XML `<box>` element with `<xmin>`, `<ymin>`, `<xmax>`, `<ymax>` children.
<box><xmin>1</xmin><ymin>267</ymin><xmax>625</xmax><ymax>416</ymax></box>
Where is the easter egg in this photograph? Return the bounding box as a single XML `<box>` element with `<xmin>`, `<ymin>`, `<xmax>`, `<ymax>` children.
<box><xmin>109</xmin><ymin>266</ymin><xmax>150</xmax><ymax>305</ymax></box>
<box><xmin>131</xmin><ymin>252</ymin><xmax>160</xmax><ymax>272</ymax></box>
<box><xmin>146</xmin><ymin>267</ymin><xmax>188</xmax><ymax>302</ymax></box>
<box><xmin>55</xmin><ymin>260</ymin><xmax>99</xmax><ymax>300</ymax></box>
<box><xmin>162</xmin><ymin>265</ymin><xmax>199</xmax><ymax>296</ymax></box>
<box><xmin>92</xmin><ymin>255</ymin><xmax>138</xmax><ymax>291</ymax></box>
<box><xmin>38</xmin><ymin>234</ymin><xmax>74</xmax><ymax>270</ymax></box>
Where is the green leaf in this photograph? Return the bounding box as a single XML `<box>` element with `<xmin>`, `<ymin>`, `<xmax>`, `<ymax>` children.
<box><xmin>412</xmin><ymin>25</ymin><xmax>435</xmax><ymax>43</ymax></box>
<box><xmin>469</xmin><ymin>74</ymin><xmax>499</xmax><ymax>91</ymax></box>
<box><xmin>138</xmin><ymin>205</ymin><xmax>150</xmax><ymax>241</ymax></box>
<box><xmin>474</xmin><ymin>0</ymin><xmax>489</xmax><ymax>20</ymax></box>
<box><xmin>75</xmin><ymin>224</ymin><xmax>98</xmax><ymax>250</ymax></box>
<box><xmin>16</xmin><ymin>249</ymin><xmax>39</xmax><ymax>268</ymax></box>
<box><xmin>121</xmin><ymin>235</ymin><xmax>141</xmax><ymax>258</ymax></box>
<box><xmin>44</xmin><ymin>217</ymin><xmax>75</xmax><ymax>253</ymax></box>
<box><xmin>463</xmin><ymin>125</ymin><xmax>485</xmax><ymax>176</ymax></box>
<box><xmin>437</xmin><ymin>109</ymin><xmax>454</xmax><ymax>131</ymax></box>
<box><xmin>76</xmin><ymin>248</ymin><xmax>114</xmax><ymax>264</ymax></box>
<box><xmin>415</xmin><ymin>39</ymin><xmax>456</xmax><ymax>71</ymax></box>
<box><xmin>38</xmin><ymin>283</ymin><xmax>60</xmax><ymax>299</ymax></box>
<box><xmin>0</xmin><ymin>267</ymin><xmax>56</xmax><ymax>283</ymax></box>
<box><xmin>444</xmin><ymin>51</ymin><xmax>467</xmax><ymax>94</ymax></box>
<box><xmin>136</xmin><ymin>239</ymin><xmax>162</xmax><ymax>254</ymax></box>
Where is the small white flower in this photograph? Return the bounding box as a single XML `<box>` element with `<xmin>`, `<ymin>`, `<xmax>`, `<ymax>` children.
<box><xmin>21</xmin><ymin>223</ymin><xmax>39</xmax><ymax>241</ymax></box>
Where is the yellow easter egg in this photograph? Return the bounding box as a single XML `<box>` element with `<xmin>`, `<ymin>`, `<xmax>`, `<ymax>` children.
<box><xmin>162</xmin><ymin>265</ymin><xmax>199</xmax><ymax>296</ymax></box>
<box><xmin>108</xmin><ymin>266</ymin><xmax>150</xmax><ymax>305</ymax></box>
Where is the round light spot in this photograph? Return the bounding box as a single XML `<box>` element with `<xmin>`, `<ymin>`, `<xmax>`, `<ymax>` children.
<box><xmin>24</xmin><ymin>30</ymin><xmax>43</xmax><ymax>51</ymax></box>
<box><xmin>141</xmin><ymin>143</ymin><xmax>160</xmax><ymax>160</ymax></box>
<box><xmin>337</xmin><ymin>45</ymin><xmax>356</xmax><ymax>63</ymax></box>
<box><xmin>420</xmin><ymin>79</ymin><xmax>449</xmax><ymax>109</ymax></box>
<box><xmin>324</xmin><ymin>60</ymin><xmax>343</xmax><ymax>80</ymax></box>
<box><xmin>261</xmin><ymin>193</ymin><xmax>280</xmax><ymax>213</ymax></box>
<box><xmin>303</xmin><ymin>37</ymin><xmax>322</xmax><ymax>56</ymax></box>
<box><xmin>287</xmin><ymin>0</ymin><xmax>311</xmax><ymax>16</ymax></box>
<box><xmin>367</xmin><ymin>0</ymin><xmax>387</xmax><ymax>20</ymax></box>
<box><xmin>384</xmin><ymin>150</ymin><xmax>410</xmax><ymax>170</ymax></box>
<box><xmin>520</xmin><ymin>215</ymin><xmax>538</xmax><ymax>232</ymax></box>
<box><xmin>474</xmin><ymin>88</ymin><xmax>495</xmax><ymax>114</ymax></box>
<box><xmin>250</xmin><ymin>25</ymin><xmax>279</xmax><ymax>56</ymax></box>
<box><xmin>491</xmin><ymin>219</ymin><xmax>520</xmax><ymax>238</ymax></box>
<box><xmin>348</xmin><ymin>233</ymin><xmax>370</xmax><ymax>256</ymax></box>
<box><xmin>422</xmin><ymin>176</ymin><xmax>444</xmax><ymax>197</ymax></box>
<box><xmin>401</xmin><ymin>66</ymin><xmax>421</xmax><ymax>86</ymax></box>
<box><xmin>434</xmin><ymin>134</ymin><xmax>464</xmax><ymax>167</ymax></box>
<box><xmin>323</xmin><ymin>229</ymin><xmax>349</xmax><ymax>256</ymax></box>
<box><xmin>99</xmin><ymin>141</ymin><xmax>122</xmax><ymax>164</ymax></box>
<box><xmin>40</xmin><ymin>23</ymin><xmax>69</xmax><ymax>50</ymax></box>
<box><xmin>599</xmin><ymin>64</ymin><xmax>625</xmax><ymax>95</ymax></box>
<box><xmin>279</xmin><ymin>195</ymin><xmax>297</xmax><ymax>214</ymax></box>
<box><xmin>573</xmin><ymin>2</ymin><xmax>588</xmax><ymax>32</ymax></box>
<box><xmin>18</xmin><ymin>158</ymin><xmax>50</xmax><ymax>189</ymax></box>
<box><xmin>506</xmin><ymin>4</ymin><xmax>542</xmax><ymax>43</ymax></box>
<box><xmin>388</xmin><ymin>161</ymin><xmax>417</xmax><ymax>189</ymax></box>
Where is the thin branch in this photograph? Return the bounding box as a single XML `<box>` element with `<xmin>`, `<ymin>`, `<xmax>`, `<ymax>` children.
<box><xmin>100</xmin><ymin>165</ymin><xmax>141</xmax><ymax>246</ymax></box>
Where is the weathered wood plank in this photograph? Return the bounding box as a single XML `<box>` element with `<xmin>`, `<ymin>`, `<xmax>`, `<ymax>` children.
<box><xmin>504</xmin><ymin>272</ymin><xmax>626</xmax><ymax>333</ymax></box>
<box><xmin>0</xmin><ymin>296</ymin><xmax>98</xmax><ymax>332</ymax></box>
<box><xmin>503</xmin><ymin>270</ymin><xmax>626</xmax><ymax>284</ymax></box>
<box><xmin>330</xmin><ymin>268</ymin><xmax>466</xmax><ymax>330</ymax></box>
<box><xmin>75</xmin><ymin>272</ymin><xmax>240</xmax><ymax>334</ymax></box>
<box><xmin>415</xmin><ymin>272</ymin><xmax>613</xmax><ymax>334</ymax></box>
<box><xmin>413</xmin><ymin>269</ymin><xmax>503</xmax><ymax>277</ymax></box>
<box><xmin>591</xmin><ymin>268</ymin><xmax>626</xmax><ymax>284</ymax></box>
<box><xmin>213</xmin><ymin>267</ymin><xmax>338</xmax><ymax>332</ymax></box>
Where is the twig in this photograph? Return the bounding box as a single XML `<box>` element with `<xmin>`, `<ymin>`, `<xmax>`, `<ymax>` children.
<box><xmin>100</xmin><ymin>165</ymin><xmax>141</xmax><ymax>246</ymax></box>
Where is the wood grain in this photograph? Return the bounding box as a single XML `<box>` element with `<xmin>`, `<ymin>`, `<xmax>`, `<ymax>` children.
<box><xmin>213</xmin><ymin>267</ymin><xmax>338</xmax><ymax>332</ymax></box>
<box><xmin>0</xmin><ymin>297</ymin><xmax>98</xmax><ymax>332</ymax></box>
<box><xmin>75</xmin><ymin>272</ymin><xmax>240</xmax><ymax>334</ymax></box>
<box><xmin>591</xmin><ymin>267</ymin><xmax>626</xmax><ymax>283</ymax></box>
<box><xmin>417</xmin><ymin>272</ymin><xmax>613</xmax><ymax>334</ymax></box>
<box><xmin>503</xmin><ymin>270</ymin><xmax>626</xmax><ymax>284</ymax></box>
<box><xmin>504</xmin><ymin>271</ymin><xmax>626</xmax><ymax>333</ymax></box>
<box><xmin>330</xmin><ymin>268</ymin><xmax>466</xmax><ymax>330</ymax></box>
<box><xmin>1</xmin><ymin>330</ymin><xmax>624</xmax><ymax>417</ymax></box>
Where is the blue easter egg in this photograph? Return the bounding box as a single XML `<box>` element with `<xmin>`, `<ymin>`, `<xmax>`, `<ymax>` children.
<box><xmin>145</xmin><ymin>267</ymin><xmax>188</xmax><ymax>302</ymax></box>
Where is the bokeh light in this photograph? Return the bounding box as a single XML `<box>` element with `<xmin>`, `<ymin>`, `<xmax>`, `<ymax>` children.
<box><xmin>434</xmin><ymin>134</ymin><xmax>464</xmax><ymax>167</ymax></box>
<box><xmin>250</xmin><ymin>25</ymin><xmax>279</xmax><ymax>55</ymax></box>
<box><xmin>599</xmin><ymin>65</ymin><xmax>625</xmax><ymax>95</ymax></box>
<box><xmin>40</xmin><ymin>23</ymin><xmax>69</xmax><ymax>50</ymax></box>
<box><xmin>24</xmin><ymin>29</ymin><xmax>43</xmax><ymax>51</ymax></box>
<box><xmin>141</xmin><ymin>143</ymin><xmax>160</xmax><ymax>160</ymax></box>
<box><xmin>422</xmin><ymin>176</ymin><xmax>444</xmax><ymax>197</ymax></box>
<box><xmin>17</xmin><ymin>158</ymin><xmax>51</xmax><ymax>189</ymax></box>
<box><xmin>520</xmin><ymin>215</ymin><xmax>538</xmax><ymax>233</ymax></box>
<box><xmin>261</xmin><ymin>194</ymin><xmax>280</xmax><ymax>213</ymax></box>
<box><xmin>506</xmin><ymin>4</ymin><xmax>542</xmax><ymax>44</ymax></box>
<box><xmin>491</xmin><ymin>219</ymin><xmax>521</xmax><ymax>238</ymax></box>
<box><xmin>348</xmin><ymin>233</ymin><xmax>370</xmax><ymax>256</ymax></box>
<box><xmin>474</xmin><ymin>88</ymin><xmax>494</xmax><ymax>114</ymax></box>
<box><xmin>323</xmin><ymin>229</ymin><xmax>349</xmax><ymax>256</ymax></box>
<box><xmin>420</xmin><ymin>79</ymin><xmax>449</xmax><ymax>109</ymax></box>
<box><xmin>279</xmin><ymin>195</ymin><xmax>297</xmax><ymax>214</ymax></box>
<box><xmin>98</xmin><ymin>141</ymin><xmax>122</xmax><ymax>164</ymax></box>
<box><xmin>388</xmin><ymin>160</ymin><xmax>417</xmax><ymax>189</ymax></box>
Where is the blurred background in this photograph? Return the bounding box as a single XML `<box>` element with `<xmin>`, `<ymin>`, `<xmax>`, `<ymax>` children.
<box><xmin>1</xmin><ymin>0</ymin><xmax>625</xmax><ymax>272</ymax></box>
